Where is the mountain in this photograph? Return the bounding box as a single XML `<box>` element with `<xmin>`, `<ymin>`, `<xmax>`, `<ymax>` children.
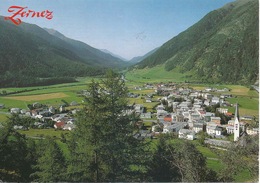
<box><xmin>129</xmin><ymin>47</ymin><xmax>159</xmax><ymax>64</ymax></box>
<box><xmin>44</xmin><ymin>28</ymin><xmax>126</xmax><ymax>67</ymax></box>
<box><xmin>100</xmin><ymin>49</ymin><xmax>128</xmax><ymax>62</ymax></box>
<box><xmin>0</xmin><ymin>18</ymin><xmax>125</xmax><ymax>87</ymax></box>
<box><xmin>136</xmin><ymin>0</ymin><xmax>258</xmax><ymax>84</ymax></box>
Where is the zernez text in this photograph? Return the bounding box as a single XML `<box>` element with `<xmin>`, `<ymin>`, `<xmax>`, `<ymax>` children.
<box><xmin>4</xmin><ymin>6</ymin><xmax>53</xmax><ymax>25</ymax></box>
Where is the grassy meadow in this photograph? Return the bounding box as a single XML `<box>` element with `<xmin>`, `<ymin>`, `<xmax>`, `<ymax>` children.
<box><xmin>126</xmin><ymin>65</ymin><xmax>196</xmax><ymax>84</ymax></box>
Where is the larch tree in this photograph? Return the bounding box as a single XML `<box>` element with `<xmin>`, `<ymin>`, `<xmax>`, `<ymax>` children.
<box><xmin>67</xmin><ymin>70</ymin><xmax>148</xmax><ymax>182</ymax></box>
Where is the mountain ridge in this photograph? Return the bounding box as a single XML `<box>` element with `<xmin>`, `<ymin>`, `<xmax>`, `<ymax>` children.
<box><xmin>135</xmin><ymin>0</ymin><xmax>258</xmax><ymax>84</ymax></box>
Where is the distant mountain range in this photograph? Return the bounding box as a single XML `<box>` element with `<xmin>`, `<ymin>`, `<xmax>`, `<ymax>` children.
<box><xmin>135</xmin><ymin>0</ymin><xmax>258</xmax><ymax>84</ymax></box>
<box><xmin>100</xmin><ymin>49</ymin><xmax>128</xmax><ymax>62</ymax></box>
<box><xmin>129</xmin><ymin>47</ymin><xmax>159</xmax><ymax>64</ymax></box>
<box><xmin>0</xmin><ymin>18</ymin><xmax>126</xmax><ymax>87</ymax></box>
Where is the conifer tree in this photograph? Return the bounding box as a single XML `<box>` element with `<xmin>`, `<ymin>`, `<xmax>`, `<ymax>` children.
<box><xmin>0</xmin><ymin>122</ymin><xmax>35</xmax><ymax>182</ymax></box>
<box><xmin>31</xmin><ymin>137</ymin><xmax>66</xmax><ymax>182</ymax></box>
<box><xmin>165</xmin><ymin>140</ymin><xmax>216</xmax><ymax>182</ymax></box>
<box><xmin>68</xmin><ymin>71</ymin><xmax>148</xmax><ymax>182</ymax></box>
<box><xmin>148</xmin><ymin>135</ymin><xmax>181</xmax><ymax>182</ymax></box>
<box><xmin>67</xmin><ymin>80</ymin><xmax>107</xmax><ymax>182</ymax></box>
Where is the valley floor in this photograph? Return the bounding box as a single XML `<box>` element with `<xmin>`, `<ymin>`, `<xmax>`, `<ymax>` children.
<box><xmin>0</xmin><ymin>75</ymin><xmax>258</xmax><ymax>182</ymax></box>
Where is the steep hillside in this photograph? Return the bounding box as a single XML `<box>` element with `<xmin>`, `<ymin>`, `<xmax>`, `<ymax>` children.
<box><xmin>0</xmin><ymin>19</ymin><xmax>124</xmax><ymax>87</ymax></box>
<box><xmin>136</xmin><ymin>0</ymin><xmax>258</xmax><ymax>84</ymax></box>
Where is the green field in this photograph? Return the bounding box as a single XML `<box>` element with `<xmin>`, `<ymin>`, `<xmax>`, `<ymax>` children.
<box><xmin>126</xmin><ymin>65</ymin><xmax>196</xmax><ymax>84</ymax></box>
<box><xmin>0</xmin><ymin>82</ymin><xmax>90</xmax><ymax>110</ymax></box>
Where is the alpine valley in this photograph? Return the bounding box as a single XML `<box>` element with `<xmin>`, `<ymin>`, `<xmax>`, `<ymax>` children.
<box><xmin>0</xmin><ymin>0</ymin><xmax>259</xmax><ymax>182</ymax></box>
<box><xmin>0</xmin><ymin>0</ymin><xmax>259</xmax><ymax>87</ymax></box>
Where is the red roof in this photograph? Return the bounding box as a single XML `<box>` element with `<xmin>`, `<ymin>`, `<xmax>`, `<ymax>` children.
<box><xmin>164</xmin><ymin>116</ymin><xmax>172</xmax><ymax>122</ymax></box>
<box><xmin>54</xmin><ymin>122</ymin><xmax>65</xmax><ymax>128</ymax></box>
<box><xmin>225</xmin><ymin>112</ymin><xmax>233</xmax><ymax>116</ymax></box>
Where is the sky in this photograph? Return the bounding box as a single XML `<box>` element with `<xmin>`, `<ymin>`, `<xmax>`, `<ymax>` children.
<box><xmin>1</xmin><ymin>0</ymin><xmax>235</xmax><ymax>60</ymax></box>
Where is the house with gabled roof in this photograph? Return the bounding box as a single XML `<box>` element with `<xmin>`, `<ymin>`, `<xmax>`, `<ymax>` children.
<box><xmin>193</xmin><ymin>122</ymin><xmax>205</xmax><ymax>133</ymax></box>
<box><xmin>206</xmin><ymin>123</ymin><xmax>222</xmax><ymax>136</ymax></box>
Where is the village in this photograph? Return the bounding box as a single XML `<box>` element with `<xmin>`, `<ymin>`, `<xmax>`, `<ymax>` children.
<box><xmin>2</xmin><ymin>82</ymin><xmax>258</xmax><ymax>145</ymax></box>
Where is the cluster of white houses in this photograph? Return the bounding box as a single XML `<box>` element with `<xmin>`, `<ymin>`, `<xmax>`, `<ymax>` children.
<box><xmin>9</xmin><ymin>102</ymin><xmax>78</xmax><ymax>130</ymax></box>
<box><xmin>134</xmin><ymin>84</ymin><xmax>259</xmax><ymax>141</ymax></box>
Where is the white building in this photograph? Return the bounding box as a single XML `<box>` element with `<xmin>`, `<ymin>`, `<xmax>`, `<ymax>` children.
<box><xmin>211</xmin><ymin>97</ymin><xmax>220</xmax><ymax>104</ymax></box>
<box><xmin>246</xmin><ymin>128</ymin><xmax>259</xmax><ymax>135</ymax></box>
<box><xmin>226</xmin><ymin>126</ymin><xmax>234</xmax><ymax>134</ymax></box>
<box><xmin>217</xmin><ymin>108</ymin><xmax>228</xmax><ymax>114</ymax></box>
<box><xmin>10</xmin><ymin>108</ymin><xmax>20</xmax><ymax>114</ymax></box>
<box><xmin>178</xmin><ymin>129</ymin><xmax>195</xmax><ymax>140</ymax></box>
<box><xmin>134</xmin><ymin>104</ymin><xmax>144</xmax><ymax>114</ymax></box>
<box><xmin>206</xmin><ymin>123</ymin><xmax>222</xmax><ymax>136</ymax></box>
<box><xmin>162</xmin><ymin>122</ymin><xmax>187</xmax><ymax>133</ymax></box>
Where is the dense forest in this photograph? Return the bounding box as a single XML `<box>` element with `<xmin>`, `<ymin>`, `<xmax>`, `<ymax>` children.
<box><xmin>136</xmin><ymin>0</ymin><xmax>258</xmax><ymax>84</ymax></box>
<box><xmin>0</xmin><ymin>71</ymin><xmax>258</xmax><ymax>182</ymax></box>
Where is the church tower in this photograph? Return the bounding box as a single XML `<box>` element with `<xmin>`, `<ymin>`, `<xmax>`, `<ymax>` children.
<box><xmin>234</xmin><ymin>103</ymin><xmax>240</xmax><ymax>141</ymax></box>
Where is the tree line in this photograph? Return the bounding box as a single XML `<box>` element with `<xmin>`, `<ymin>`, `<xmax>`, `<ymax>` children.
<box><xmin>0</xmin><ymin>71</ymin><xmax>258</xmax><ymax>182</ymax></box>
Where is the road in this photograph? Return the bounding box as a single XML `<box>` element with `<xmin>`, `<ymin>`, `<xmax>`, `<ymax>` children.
<box><xmin>0</xmin><ymin>111</ymin><xmax>11</xmax><ymax>115</ymax></box>
<box><xmin>251</xmin><ymin>85</ymin><xmax>259</xmax><ymax>93</ymax></box>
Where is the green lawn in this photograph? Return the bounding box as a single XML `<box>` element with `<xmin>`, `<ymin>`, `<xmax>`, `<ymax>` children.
<box><xmin>206</xmin><ymin>159</ymin><xmax>222</xmax><ymax>172</ymax></box>
<box><xmin>226</xmin><ymin>96</ymin><xmax>259</xmax><ymax>117</ymax></box>
<box><xmin>226</xmin><ymin>97</ymin><xmax>258</xmax><ymax>111</ymax></box>
<box><xmin>196</xmin><ymin>145</ymin><xmax>219</xmax><ymax>159</ymax></box>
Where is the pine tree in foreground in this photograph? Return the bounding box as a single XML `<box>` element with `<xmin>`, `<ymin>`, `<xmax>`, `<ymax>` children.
<box><xmin>67</xmin><ymin>70</ymin><xmax>149</xmax><ymax>182</ymax></box>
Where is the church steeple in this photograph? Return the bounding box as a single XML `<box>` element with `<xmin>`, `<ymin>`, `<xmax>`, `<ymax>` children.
<box><xmin>234</xmin><ymin>103</ymin><xmax>240</xmax><ymax>141</ymax></box>
<box><xmin>235</xmin><ymin>102</ymin><xmax>239</xmax><ymax>121</ymax></box>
